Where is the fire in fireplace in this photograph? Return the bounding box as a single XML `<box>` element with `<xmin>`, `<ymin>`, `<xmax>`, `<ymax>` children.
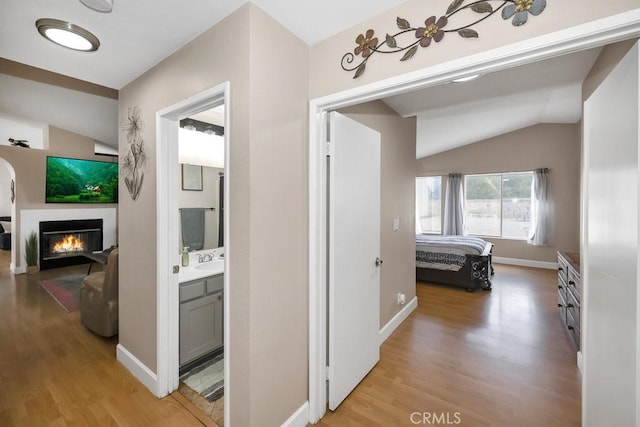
<box><xmin>51</xmin><ymin>234</ymin><xmax>85</xmax><ymax>255</ymax></box>
<box><xmin>39</xmin><ymin>219</ymin><xmax>103</xmax><ymax>270</ymax></box>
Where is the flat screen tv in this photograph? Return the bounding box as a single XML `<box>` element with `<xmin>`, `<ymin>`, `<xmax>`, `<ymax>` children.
<box><xmin>46</xmin><ymin>156</ymin><xmax>118</xmax><ymax>204</ymax></box>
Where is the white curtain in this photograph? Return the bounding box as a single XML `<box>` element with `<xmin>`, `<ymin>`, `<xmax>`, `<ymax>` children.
<box><xmin>528</xmin><ymin>168</ymin><xmax>550</xmax><ymax>246</ymax></box>
<box><xmin>444</xmin><ymin>173</ymin><xmax>464</xmax><ymax>235</ymax></box>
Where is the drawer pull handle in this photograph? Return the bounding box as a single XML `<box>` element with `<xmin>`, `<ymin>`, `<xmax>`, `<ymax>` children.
<box><xmin>568</xmin><ymin>325</ymin><xmax>574</xmax><ymax>330</ymax></box>
<box><xmin>558</xmin><ymin>267</ymin><xmax>564</xmax><ymax>271</ymax></box>
<box><xmin>567</xmin><ymin>303</ymin><xmax>574</xmax><ymax>308</ymax></box>
<box><xmin>558</xmin><ymin>303</ymin><xmax>563</xmax><ymax>308</ymax></box>
<box><xmin>569</xmin><ymin>280</ymin><xmax>575</xmax><ymax>285</ymax></box>
<box><xmin>558</xmin><ymin>285</ymin><xmax>563</xmax><ymax>290</ymax></box>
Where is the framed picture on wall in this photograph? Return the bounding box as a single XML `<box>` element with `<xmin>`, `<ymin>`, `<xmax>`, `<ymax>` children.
<box><xmin>182</xmin><ymin>164</ymin><xmax>203</xmax><ymax>191</ymax></box>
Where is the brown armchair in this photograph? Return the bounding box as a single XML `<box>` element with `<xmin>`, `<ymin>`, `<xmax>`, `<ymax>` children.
<box><xmin>80</xmin><ymin>248</ymin><xmax>119</xmax><ymax>337</ymax></box>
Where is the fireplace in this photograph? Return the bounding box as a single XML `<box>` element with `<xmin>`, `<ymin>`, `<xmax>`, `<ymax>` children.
<box><xmin>39</xmin><ymin>219</ymin><xmax>103</xmax><ymax>270</ymax></box>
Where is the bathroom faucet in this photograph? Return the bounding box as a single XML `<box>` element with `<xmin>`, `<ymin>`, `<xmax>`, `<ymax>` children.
<box><xmin>197</xmin><ymin>252</ymin><xmax>215</xmax><ymax>263</ymax></box>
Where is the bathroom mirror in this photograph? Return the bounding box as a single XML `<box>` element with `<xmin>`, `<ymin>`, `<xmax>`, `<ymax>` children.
<box><xmin>177</xmin><ymin>104</ymin><xmax>225</xmax><ymax>252</ymax></box>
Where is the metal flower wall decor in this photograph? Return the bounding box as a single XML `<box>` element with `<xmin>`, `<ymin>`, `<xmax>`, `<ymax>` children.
<box><xmin>120</xmin><ymin>106</ymin><xmax>147</xmax><ymax>201</ymax></box>
<box><xmin>342</xmin><ymin>0</ymin><xmax>547</xmax><ymax>79</ymax></box>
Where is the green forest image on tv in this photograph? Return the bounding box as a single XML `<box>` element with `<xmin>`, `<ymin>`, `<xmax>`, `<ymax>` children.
<box><xmin>46</xmin><ymin>157</ymin><xmax>118</xmax><ymax>203</ymax></box>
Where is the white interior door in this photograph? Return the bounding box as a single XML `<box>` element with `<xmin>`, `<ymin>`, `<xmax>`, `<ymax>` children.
<box><xmin>328</xmin><ymin>111</ymin><xmax>381</xmax><ymax>411</ymax></box>
<box><xmin>582</xmin><ymin>42</ymin><xmax>639</xmax><ymax>426</ymax></box>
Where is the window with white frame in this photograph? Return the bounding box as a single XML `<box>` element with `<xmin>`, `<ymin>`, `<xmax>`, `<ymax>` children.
<box><xmin>415</xmin><ymin>176</ymin><xmax>442</xmax><ymax>234</ymax></box>
<box><xmin>464</xmin><ymin>172</ymin><xmax>533</xmax><ymax>239</ymax></box>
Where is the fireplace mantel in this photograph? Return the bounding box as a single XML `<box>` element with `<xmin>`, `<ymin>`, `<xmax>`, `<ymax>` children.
<box><xmin>18</xmin><ymin>208</ymin><xmax>116</xmax><ymax>274</ymax></box>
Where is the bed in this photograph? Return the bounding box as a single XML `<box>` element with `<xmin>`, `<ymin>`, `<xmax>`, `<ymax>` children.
<box><xmin>416</xmin><ymin>235</ymin><xmax>494</xmax><ymax>291</ymax></box>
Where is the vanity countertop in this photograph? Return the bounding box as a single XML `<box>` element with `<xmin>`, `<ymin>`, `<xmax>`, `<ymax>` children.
<box><xmin>178</xmin><ymin>249</ymin><xmax>225</xmax><ymax>283</ymax></box>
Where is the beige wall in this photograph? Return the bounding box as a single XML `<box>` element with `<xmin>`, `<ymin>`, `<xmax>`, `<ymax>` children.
<box><xmin>0</xmin><ymin>126</ymin><xmax>117</xmax><ymax>267</ymax></box>
<box><xmin>309</xmin><ymin>0</ymin><xmax>638</xmax><ymax>98</ymax></box>
<box><xmin>339</xmin><ymin>101</ymin><xmax>417</xmax><ymax>326</ymax></box>
<box><xmin>416</xmin><ymin>123</ymin><xmax>581</xmax><ymax>263</ymax></box>
<box><xmin>118</xmin><ymin>4</ymin><xmax>308</xmax><ymax>426</ymax></box>
<box><xmin>583</xmin><ymin>38</ymin><xmax>639</xmax><ymax>100</ymax></box>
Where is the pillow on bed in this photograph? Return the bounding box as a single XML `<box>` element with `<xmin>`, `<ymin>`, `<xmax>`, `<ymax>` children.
<box><xmin>0</xmin><ymin>221</ymin><xmax>10</xmax><ymax>233</ymax></box>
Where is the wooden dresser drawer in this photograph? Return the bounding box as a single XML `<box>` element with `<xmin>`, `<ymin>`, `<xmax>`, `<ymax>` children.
<box><xmin>558</xmin><ymin>255</ymin><xmax>569</xmax><ymax>286</ymax></box>
<box><xmin>566</xmin><ymin>309</ymin><xmax>580</xmax><ymax>349</ymax></box>
<box><xmin>566</xmin><ymin>286</ymin><xmax>580</xmax><ymax>327</ymax></box>
<box><xmin>568</xmin><ymin>267</ymin><xmax>581</xmax><ymax>297</ymax></box>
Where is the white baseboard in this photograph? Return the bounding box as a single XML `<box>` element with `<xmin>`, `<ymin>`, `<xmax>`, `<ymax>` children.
<box><xmin>493</xmin><ymin>257</ymin><xmax>557</xmax><ymax>270</ymax></box>
<box><xmin>379</xmin><ymin>296</ymin><xmax>418</xmax><ymax>345</ymax></box>
<box><xmin>116</xmin><ymin>344</ymin><xmax>159</xmax><ymax>396</ymax></box>
<box><xmin>577</xmin><ymin>350</ymin><xmax>583</xmax><ymax>375</ymax></box>
<box><xmin>12</xmin><ymin>263</ymin><xmax>23</xmax><ymax>274</ymax></box>
<box><xmin>281</xmin><ymin>401</ymin><xmax>309</xmax><ymax>427</ymax></box>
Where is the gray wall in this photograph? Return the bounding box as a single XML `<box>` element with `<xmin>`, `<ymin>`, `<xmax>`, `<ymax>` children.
<box><xmin>416</xmin><ymin>123</ymin><xmax>581</xmax><ymax>263</ymax></box>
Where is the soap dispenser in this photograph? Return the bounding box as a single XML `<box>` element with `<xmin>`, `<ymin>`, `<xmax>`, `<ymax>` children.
<box><xmin>181</xmin><ymin>247</ymin><xmax>189</xmax><ymax>267</ymax></box>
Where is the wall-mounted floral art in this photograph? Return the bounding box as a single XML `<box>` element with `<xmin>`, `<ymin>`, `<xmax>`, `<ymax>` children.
<box><xmin>120</xmin><ymin>106</ymin><xmax>146</xmax><ymax>201</ymax></box>
<box><xmin>342</xmin><ymin>0</ymin><xmax>546</xmax><ymax>79</ymax></box>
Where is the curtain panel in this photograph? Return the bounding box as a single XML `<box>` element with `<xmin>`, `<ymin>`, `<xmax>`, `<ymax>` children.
<box><xmin>528</xmin><ymin>168</ymin><xmax>550</xmax><ymax>246</ymax></box>
<box><xmin>444</xmin><ymin>173</ymin><xmax>465</xmax><ymax>235</ymax></box>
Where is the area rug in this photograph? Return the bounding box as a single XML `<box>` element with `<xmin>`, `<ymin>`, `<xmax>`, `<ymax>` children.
<box><xmin>39</xmin><ymin>274</ymin><xmax>85</xmax><ymax>312</ymax></box>
<box><xmin>180</xmin><ymin>353</ymin><xmax>224</xmax><ymax>403</ymax></box>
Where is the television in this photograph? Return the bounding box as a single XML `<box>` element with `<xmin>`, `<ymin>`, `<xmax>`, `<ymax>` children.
<box><xmin>45</xmin><ymin>156</ymin><xmax>118</xmax><ymax>204</ymax></box>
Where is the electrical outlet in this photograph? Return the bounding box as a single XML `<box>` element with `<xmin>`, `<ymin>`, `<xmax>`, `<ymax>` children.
<box><xmin>397</xmin><ymin>292</ymin><xmax>406</xmax><ymax>305</ymax></box>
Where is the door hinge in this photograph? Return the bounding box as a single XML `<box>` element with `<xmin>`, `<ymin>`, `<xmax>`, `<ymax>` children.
<box><xmin>326</xmin><ymin>366</ymin><xmax>332</xmax><ymax>381</ymax></box>
<box><xmin>326</xmin><ymin>141</ymin><xmax>332</xmax><ymax>157</ymax></box>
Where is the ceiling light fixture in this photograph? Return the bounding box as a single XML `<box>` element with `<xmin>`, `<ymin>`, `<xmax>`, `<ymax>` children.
<box><xmin>36</xmin><ymin>19</ymin><xmax>100</xmax><ymax>52</ymax></box>
<box><xmin>79</xmin><ymin>0</ymin><xmax>113</xmax><ymax>13</ymax></box>
<box><xmin>452</xmin><ymin>74</ymin><xmax>483</xmax><ymax>83</ymax></box>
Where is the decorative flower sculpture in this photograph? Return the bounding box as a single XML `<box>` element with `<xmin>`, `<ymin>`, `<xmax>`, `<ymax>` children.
<box><xmin>415</xmin><ymin>16</ymin><xmax>448</xmax><ymax>48</ymax></box>
<box><xmin>120</xmin><ymin>106</ymin><xmax>146</xmax><ymax>201</ymax></box>
<box><xmin>354</xmin><ymin>29</ymin><xmax>378</xmax><ymax>58</ymax></box>
<box><xmin>502</xmin><ymin>0</ymin><xmax>546</xmax><ymax>26</ymax></box>
<box><xmin>341</xmin><ymin>0</ymin><xmax>548</xmax><ymax>79</ymax></box>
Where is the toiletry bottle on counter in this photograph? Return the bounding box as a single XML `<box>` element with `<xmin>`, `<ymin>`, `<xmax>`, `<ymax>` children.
<box><xmin>182</xmin><ymin>247</ymin><xmax>189</xmax><ymax>267</ymax></box>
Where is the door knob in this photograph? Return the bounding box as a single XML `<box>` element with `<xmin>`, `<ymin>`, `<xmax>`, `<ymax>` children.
<box><xmin>375</xmin><ymin>257</ymin><xmax>383</xmax><ymax>266</ymax></box>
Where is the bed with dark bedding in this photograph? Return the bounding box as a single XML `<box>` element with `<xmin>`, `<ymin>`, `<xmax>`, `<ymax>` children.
<box><xmin>416</xmin><ymin>235</ymin><xmax>494</xmax><ymax>291</ymax></box>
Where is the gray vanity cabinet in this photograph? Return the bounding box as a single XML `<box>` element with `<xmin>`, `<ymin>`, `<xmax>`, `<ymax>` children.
<box><xmin>179</xmin><ymin>274</ymin><xmax>223</xmax><ymax>366</ymax></box>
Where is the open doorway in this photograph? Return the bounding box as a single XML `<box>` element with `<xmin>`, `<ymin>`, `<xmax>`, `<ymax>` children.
<box><xmin>308</xmin><ymin>13</ymin><xmax>640</xmax><ymax>425</ymax></box>
<box><xmin>0</xmin><ymin>158</ymin><xmax>16</xmax><ymax>275</ymax></box>
<box><xmin>155</xmin><ymin>83</ymin><xmax>230</xmax><ymax>427</ymax></box>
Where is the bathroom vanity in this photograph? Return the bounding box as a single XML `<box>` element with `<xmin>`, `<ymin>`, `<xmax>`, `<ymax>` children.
<box><xmin>179</xmin><ymin>253</ymin><xmax>224</xmax><ymax>367</ymax></box>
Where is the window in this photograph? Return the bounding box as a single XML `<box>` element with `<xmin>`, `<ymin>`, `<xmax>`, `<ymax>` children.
<box><xmin>464</xmin><ymin>172</ymin><xmax>533</xmax><ymax>239</ymax></box>
<box><xmin>416</xmin><ymin>176</ymin><xmax>442</xmax><ymax>234</ymax></box>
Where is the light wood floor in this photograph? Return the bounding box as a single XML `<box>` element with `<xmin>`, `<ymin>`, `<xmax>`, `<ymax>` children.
<box><xmin>317</xmin><ymin>264</ymin><xmax>582</xmax><ymax>427</ymax></box>
<box><xmin>0</xmin><ymin>250</ymin><xmax>209</xmax><ymax>426</ymax></box>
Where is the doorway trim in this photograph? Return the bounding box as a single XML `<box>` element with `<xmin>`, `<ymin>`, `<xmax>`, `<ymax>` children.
<box><xmin>156</xmin><ymin>82</ymin><xmax>231</xmax><ymax>426</ymax></box>
<box><xmin>308</xmin><ymin>10</ymin><xmax>640</xmax><ymax>424</ymax></box>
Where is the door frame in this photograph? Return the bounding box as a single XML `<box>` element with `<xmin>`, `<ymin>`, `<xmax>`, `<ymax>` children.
<box><xmin>308</xmin><ymin>10</ymin><xmax>640</xmax><ymax>424</ymax></box>
<box><xmin>156</xmin><ymin>82</ymin><xmax>231</xmax><ymax>426</ymax></box>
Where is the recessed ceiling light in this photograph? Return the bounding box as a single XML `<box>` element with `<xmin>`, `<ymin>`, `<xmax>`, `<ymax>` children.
<box><xmin>452</xmin><ymin>74</ymin><xmax>483</xmax><ymax>83</ymax></box>
<box><xmin>36</xmin><ymin>19</ymin><xmax>100</xmax><ymax>52</ymax></box>
<box><xmin>79</xmin><ymin>0</ymin><xmax>113</xmax><ymax>13</ymax></box>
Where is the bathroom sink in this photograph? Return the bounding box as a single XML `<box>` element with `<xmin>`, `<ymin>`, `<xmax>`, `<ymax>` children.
<box><xmin>195</xmin><ymin>259</ymin><xmax>224</xmax><ymax>271</ymax></box>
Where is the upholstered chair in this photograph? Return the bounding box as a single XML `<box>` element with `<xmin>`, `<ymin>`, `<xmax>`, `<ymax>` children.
<box><xmin>80</xmin><ymin>248</ymin><xmax>119</xmax><ymax>337</ymax></box>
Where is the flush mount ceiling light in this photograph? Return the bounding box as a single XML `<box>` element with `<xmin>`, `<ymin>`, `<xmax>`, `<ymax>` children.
<box><xmin>451</xmin><ymin>74</ymin><xmax>483</xmax><ymax>83</ymax></box>
<box><xmin>36</xmin><ymin>18</ymin><xmax>100</xmax><ymax>52</ymax></box>
<box><xmin>79</xmin><ymin>0</ymin><xmax>113</xmax><ymax>13</ymax></box>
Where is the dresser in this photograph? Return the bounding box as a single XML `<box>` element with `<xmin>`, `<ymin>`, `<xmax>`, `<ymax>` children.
<box><xmin>557</xmin><ymin>251</ymin><xmax>581</xmax><ymax>349</ymax></box>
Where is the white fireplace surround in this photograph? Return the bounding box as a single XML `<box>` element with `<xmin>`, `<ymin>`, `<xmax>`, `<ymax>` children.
<box><xmin>18</xmin><ymin>208</ymin><xmax>117</xmax><ymax>274</ymax></box>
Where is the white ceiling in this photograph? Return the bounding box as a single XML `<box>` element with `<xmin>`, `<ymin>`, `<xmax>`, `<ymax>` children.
<box><xmin>0</xmin><ymin>0</ymin><xmax>407</xmax><ymax>89</ymax></box>
<box><xmin>382</xmin><ymin>47</ymin><xmax>602</xmax><ymax>158</ymax></box>
<box><xmin>0</xmin><ymin>1</ymin><xmax>605</xmax><ymax>154</ymax></box>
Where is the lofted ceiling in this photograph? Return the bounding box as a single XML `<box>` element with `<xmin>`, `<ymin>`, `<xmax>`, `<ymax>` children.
<box><xmin>0</xmin><ymin>1</ymin><xmax>605</xmax><ymax>155</ymax></box>
<box><xmin>382</xmin><ymin>47</ymin><xmax>602</xmax><ymax>158</ymax></box>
